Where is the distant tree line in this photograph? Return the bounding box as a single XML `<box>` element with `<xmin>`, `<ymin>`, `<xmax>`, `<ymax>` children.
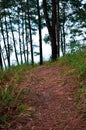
<box><xmin>0</xmin><ymin>0</ymin><xmax>86</xmax><ymax>69</ymax></box>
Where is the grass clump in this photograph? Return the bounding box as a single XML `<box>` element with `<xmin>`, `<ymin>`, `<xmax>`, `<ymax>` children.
<box><xmin>0</xmin><ymin>85</ymin><xmax>33</xmax><ymax>129</ymax></box>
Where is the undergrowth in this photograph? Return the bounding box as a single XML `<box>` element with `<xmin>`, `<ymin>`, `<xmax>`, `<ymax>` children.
<box><xmin>58</xmin><ymin>50</ymin><xmax>86</xmax><ymax>115</ymax></box>
<box><xmin>0</xmin><ymin>63</ymin><xmax>38</xmax><ymax>85</ymax></box>
<box><xmin>0</xmin><ymin>64</ymin><xmax>37</xmax><ymax>129</ymax></box>
<box><xmin>76</xmin><ymin>84</ymin><xmax>86</xmax><ymax>117</ymax></box>
<box><xmin>58</xmin><ymin>50</ymin><xmax>86</xmax><ymax>78</ymax></box>
<box><xmin>0</xmin><ymin>85</ymin><xmax>33</xmax><ymax>129</ymax></box>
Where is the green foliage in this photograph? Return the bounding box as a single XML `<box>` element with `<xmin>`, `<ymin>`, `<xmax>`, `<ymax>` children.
<box><xmin>43</xmin><ymin>34</ymin><xmax>50</xmax><ymax>44</ymax></box>
<box><xmin>68</xmin><ymin>39</ymin><xmax>82</xmax><ymax>53</ymax></box>
<box><xmin>76</xmin><ymin>84</ymin><xmax>86</xmax><ymax>114</ymax></box>
<box><xmin>58</xmin><ymin>50</ymin><xmax>86</xmax><ymax>78</ymax></box>
<box><xmin>0</xmin><ymin>85</ymin><xmax>33</xmax><ymax>128</ymax></box>
<box><xmin>0</xmin><ymin>85</ymin><xmax>23</xmax><ymax>120</ymax></box>
<box><xmin>0</xmin><ymin>63</ymin><xmax>38</xmax><ymax>128</ymax></box>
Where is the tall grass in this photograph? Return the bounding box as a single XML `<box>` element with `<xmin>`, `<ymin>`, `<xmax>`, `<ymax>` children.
<box><xmin>0</xmin><ymin>63</ymin><xmax>37</xmax><ymax>129</ymax></box>
<box><xmin>0</xmin><ymin>85</ymin><xmax>34</xmax><ymax>129</ymax></box>
<box><xmin>58</xmin><ymin>50</ymin><xmax>86</xmax><ymax>78</ymax></box>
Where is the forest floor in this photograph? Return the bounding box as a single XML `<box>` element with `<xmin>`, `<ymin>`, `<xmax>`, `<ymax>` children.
<box><xmin>1</xmin><ymin>63</ymin><xmax>86</xmax><ymax>130</ymax></box>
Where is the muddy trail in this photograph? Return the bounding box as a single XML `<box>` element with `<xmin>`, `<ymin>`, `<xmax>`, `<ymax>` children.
<box><xmin>9</xmin><ymin>65</ymin><xmax>86</xmax><ymax>130</ymax></box>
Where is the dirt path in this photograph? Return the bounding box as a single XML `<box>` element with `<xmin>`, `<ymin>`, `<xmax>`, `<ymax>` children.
<box><xmin>13</xmin><ymin>65</ymin><xmax>86</xmax><ymax>130</ymax></box>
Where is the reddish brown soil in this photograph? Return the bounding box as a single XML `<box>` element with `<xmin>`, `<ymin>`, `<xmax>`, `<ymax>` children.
<box><xmin>6</xmin><ymin>65</ymin><xmax>86</xmax><ymax>130</ymax></box>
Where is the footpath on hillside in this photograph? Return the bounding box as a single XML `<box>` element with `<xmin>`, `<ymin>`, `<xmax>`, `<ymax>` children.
<box><xmin>10</xmin><ymin>65</ymin><xmax>86</xmax><ymax>130</ymax></box>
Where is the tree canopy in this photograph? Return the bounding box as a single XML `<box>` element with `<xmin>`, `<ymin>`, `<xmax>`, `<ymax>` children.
<box><xmin>0</xmin><ymin>0</ymin><xmax>86</xmax><ymax>69</ymax></box>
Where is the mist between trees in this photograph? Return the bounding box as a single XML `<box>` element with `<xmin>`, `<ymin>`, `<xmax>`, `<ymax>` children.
<box><xmin>0</xmin><ymin>0</ymin><xmax>86</xmax><ymax>69</ymax></box>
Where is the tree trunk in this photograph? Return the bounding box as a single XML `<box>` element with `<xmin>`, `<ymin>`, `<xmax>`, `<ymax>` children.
<box><xmin>25</xmin><ymin>10</ymin><xmax>29</xmax><ymax>63</ymax></box>
<box><xmin>0</xmin><ymin>45</ymin><xmax>3</xmax><ymax>69</ymax></box>
<box><xmin>37</xmin><ymin>0</ymin><xmax>43</xmax><ymax>65</ymax></box>
<box><xmin>63</xmin><ymin>23</ymin><xmax>66</xmax><ymax>56</ymax></box>
<box><xmin>1</xmin><ymin>18</ymin><xmax>8</xmax><ymax>68</ymax></box>
<box><xmin>21</xmin><ymin>6</ymin><xmax>27</xmax><ymax>63</ymax></box>
<box><xmin>43</xmin><ymin>0</ymin><xmax>57</xmax><ymax>61</ymax></box>
<box><xmin>9</xmin><ymin>12</ymin><xmax>19</xmax><ymax>65</ymax></box>
<box><xmin>18</xmin><ymin>7</ymin><xmax>23</xmax><ymax>64</ymax></box>
<box><xmin>29</xmin><ymin>19</ymin><xmax>34</xmax><ymax>64</ymax></box>
<box><xmin>56</xmin><ymin>0</ymin><xmax>60</xmax><ymax>57</ymax></box>
<box><xmin>27</xmin><ymin>0</ymin><xmax>34</xmax><ymax>64</ymax></box>
<box><xmin>4</xmin><ymin>9</ymin><xmax>10</xmax><ymax>67</ymax></box>
<box><xmin>63</xmin><ymin>3</ymin><xmax>66</xmax><ymax>56</ymax></box>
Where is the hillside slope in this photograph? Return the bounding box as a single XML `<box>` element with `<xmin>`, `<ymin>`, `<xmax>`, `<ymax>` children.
<box><xmin>0</xmin><ymin>51</ymin><xmax>86</xmax><ymax>130</ymax></box>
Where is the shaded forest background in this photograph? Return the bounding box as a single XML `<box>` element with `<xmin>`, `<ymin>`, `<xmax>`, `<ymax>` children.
<box><xmin>0</xmin><ymin>0</ymin><xmax>86</xmax><ymax>69</ymax></box>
